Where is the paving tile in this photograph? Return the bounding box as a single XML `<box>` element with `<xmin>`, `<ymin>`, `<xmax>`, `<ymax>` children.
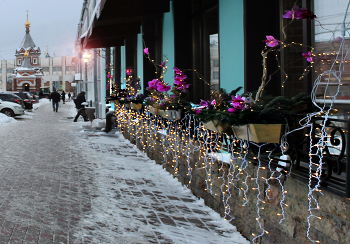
<box><xmin>0</xmin><ymin>100</ymin><xmax>249</xmax><ymax>244</ymax></box>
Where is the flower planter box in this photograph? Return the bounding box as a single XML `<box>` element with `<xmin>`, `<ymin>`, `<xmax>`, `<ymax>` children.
<box><xmin>158</xmin><ymin>109</ymin><xmax>182</xmax><ymax>120</ymax></box>
<box><xmin>203</xmin><ymin>120</ymin><xmax>234</xmax><ymax>135</ymax></box>
<box><xmin>232</xmin><ymin>124</ymin><xmax>283</xmax><ymax>143</ymax></box>
<box><xmin>147</xmin><ymin>106</ymin><xmax>159</xmax><ymax>115</ymax></box>
<box><xmin>130</xmin><ymin>103</ymin><xmax>142</xmax><ymax>110</ymax></box>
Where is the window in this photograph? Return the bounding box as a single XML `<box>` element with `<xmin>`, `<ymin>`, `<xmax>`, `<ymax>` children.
<box><xmin>65</xmin><ymin>66</ymin><xmax>75</xmax><ymax>72</ymax></box>
<box><xmin>313</xmin><ymin>0</ymin><xmax>350</xmax><ymax>118</ymax></box>
<box><xmin>192</xmin><ymin>1</ymin><xmax>219</xmax><ymax>100</ymax></box>
<box><xmin>42</xmin><ymin>67</ymin><xmax>49</xmax><ymax>72</ymax></box>
<box><xmin>213</xmin><ymin>60</ymin><xmax>219</xmax><ymax>67</ymax></box>
<box><xmin>17</xmin><ymin>59</ymin><xmax>21</xmax><ymax>65</ymax></box>
<box><xmin>6</xmin><ymin>68</ymin><xmax>13</xmax><ymax>73</ymax></box>
<box><xmin>33</xmin><ymin>58</ymin><xmax>37</xmax><ymax>64</ymax></box>
<box><xmin>53</xmin><ymin>67</ymin><xmax>62</xmax><ymax>72</ymax></box>
<box><xmin>53</xmin><ymin>81</ymin><xmax>60</xmax><ymax>90</ymax></box>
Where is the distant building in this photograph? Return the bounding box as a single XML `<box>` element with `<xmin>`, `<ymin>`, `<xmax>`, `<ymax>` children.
<box><xmin>11</xmin><ymin>14</ymin><xmax>44</xmax><ymax>92</ymax></box>
<box><xmin>0</xmin><ymin>14</ymin><xmax>78</xmax><ymax>93</ymax></box>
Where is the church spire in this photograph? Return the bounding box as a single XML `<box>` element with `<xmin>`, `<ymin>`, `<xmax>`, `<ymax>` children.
<box><xmin>20</xmin><ymin>10</ymin><xmax>36</xmax><ymax>48</ymax></box>
<box><xmin>25</xmin><ymin>10</ymin><xmax>30</xmax><ymax>34</ymax></box>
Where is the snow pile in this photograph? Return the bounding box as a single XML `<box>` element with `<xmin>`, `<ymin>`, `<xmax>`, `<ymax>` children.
<box><xmin>33</xmin><ymin>98</ymin><xmax>51</xmax><ymax>110</ymax></box>
<box><xmin>0</xmin><ymin>113</ymin><xmax>16</xmax><ymax>126</ymax></box>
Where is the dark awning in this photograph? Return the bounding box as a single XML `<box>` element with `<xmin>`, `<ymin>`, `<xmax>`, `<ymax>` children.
<box><xmin>83</xmin><ymin>0</ymin><xmax>170</xmax><ymax>49</ymax></box>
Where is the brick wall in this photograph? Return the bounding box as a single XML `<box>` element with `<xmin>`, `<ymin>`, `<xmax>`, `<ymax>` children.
<box><xmin>118</xmin><ymin>113</ymin><xmax>350</xmax><ymax>244</ymax></box>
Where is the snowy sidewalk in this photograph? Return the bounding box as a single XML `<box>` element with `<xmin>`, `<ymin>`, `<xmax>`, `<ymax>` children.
<box><xmin>0</xmin><ymin>99</ymin><xmax>248</xmax><ymax>244</ymax></box>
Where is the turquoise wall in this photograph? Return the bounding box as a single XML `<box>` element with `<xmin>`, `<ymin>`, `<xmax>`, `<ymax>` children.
<box><xmin>162</xmin><ymin>1</ymin><xmax>175</xmax><ymax>86</ymax></box>
<box><xmin>219</xmin><ymin>0</ymin><xmax>244</xmax><ymax>92</ymax></box>
<box><xmin>120</xmin><ymin>45</ymin><xmax>126</xmax><ymax>89</ymax></box>
<box><xmin>101</xmin><ymin>48</ymin><xmax>107</xmax><ymax>118</ymax></box>
<box><xmin>137</xmin><ymin>29</ymin><xmax>144</xmax><ymax>93</ymax></box>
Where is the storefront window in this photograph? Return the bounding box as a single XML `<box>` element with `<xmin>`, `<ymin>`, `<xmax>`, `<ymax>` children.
<box><xmin>314</xmin><ymin>0</ymin><xmax>350</xmax><ymax>119</ymax></box>
<box><xmin>192</xmin><ymin>3</ymin><xmax>219</xmax><ymax>101</ymax></box>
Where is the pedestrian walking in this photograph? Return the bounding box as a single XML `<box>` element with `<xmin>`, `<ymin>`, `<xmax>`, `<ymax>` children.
<box><xmin>50</xmin><ymin>88</ymin><xmax>61</xmax><ymax>112</ymax></box>
<box><xmin>68</xmin><ymin>92</ymin><xmax>71</xmax><ymax>101</ymax></box>
<box><xmin>61</xmin><ymin>90</ymin><xmax>66</xmax><ymax>104</ymax></box>
<box><xmin>73</xmin><ymin>91</ymin><xmax>89</xmax><ymax>122</ymax></box>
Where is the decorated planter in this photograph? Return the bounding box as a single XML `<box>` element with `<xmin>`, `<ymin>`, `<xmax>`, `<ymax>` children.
<box><xmin>203</xmin><ymin>120</ymin><xmax>234</xmax><ymax>135</ymax></box>
<box><xmin>159</xmin><ymin>109</ymin><xmax>182</xmax><ymax>120</ymax></box>
<box><xmin>147</xmin><ymin>106</ymin><xmax>159</xmax><ymax>115</ymax></box>
<box><xmin>130</xmin><ymin>102</ymin><xmax>143</xmax><ymax>110</ymax></box>
<box><xmin>232</xmin><ymin>124</ymin><xmax>283</xmax><ymax>143</ymax></box>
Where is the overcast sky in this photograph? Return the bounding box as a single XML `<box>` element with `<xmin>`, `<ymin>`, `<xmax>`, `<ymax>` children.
<box><xmin>0</xmin><ymin>0</ymin><xmax>84</xmax><ymax>60</ymax></box>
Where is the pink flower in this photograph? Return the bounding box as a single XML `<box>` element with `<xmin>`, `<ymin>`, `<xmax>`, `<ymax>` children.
<box><xmin>107</xmin><ymin>73</ymin><xmax>111</xmax><ymax>79</ymax></box>
<box><xmin>227</xmin><ymin>107</ymin><xmax>237</xmax><ymax>113</ymax></box>
<box><xmin>265</xmin><ymin>36</ymin><xmax>279</xmax><ymax>47</ymax></box>
<box><xmin>144</xmin><ymin>48</ymin><xmax>149</xmax><ymax>55</ymax></box>
<box><xmin>195</xmin><ymin>109</ymin><xmax>202</xmax><ymax>114</ymax></box>
<box><xmin>229</xmin><ymin>95</ymin><xmax>246</xmax><ymax>111</ymax></box>
<box><xmin>177</xmin><ymin>83</ymin><xmax>190</xmax><ymax>92</ymax></box>
<box><xmin>157</xmin><ymin>82</ymin><xmax>171</xmax><ymax>92</ymax></box>
<box><xmin>160</xmin><ymin>61</ymin><xmax>166</xmax><ymax>68</ymax></box>
<box><xmin>126</xmin><ymin>69</ymin><xmax>133</xmax><ymax>75</ymax></box>
<box><xmin>173</xmin><ymin>67</ymin><xmax>183</xmax><ymax>75</ymax></box>
<box><xmin>283</xmin><ymin>6</ymin><xmax>316</xmax><ymax>19</ymax></box>
<box><xmin>174</xmin><ymin>75</ymin><xmax>187</xmax><ymax>83</ymax></box>
<box><xmin>200</xmin><ymin>100</ymin><xmax>208</xmax><ymax>107</ymax></box>
<box><xmin>148</xmin><ymin>79</ymin><xmax>158</xmax><ymax>90</ymax></box>
<box><xmin>302</xmin><ymin>51</ymin><xmax>313</xmax><ymax>62</ymax></box>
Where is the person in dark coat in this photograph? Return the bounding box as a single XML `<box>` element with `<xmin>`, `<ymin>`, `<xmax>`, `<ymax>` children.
<box><xmin>73</xmin><ymin>91</ymin><xmax>89</xmax><ymax>122</ymax></box>
<box><xmin>50</xmin><ymin>88</ymin><xmax>61</xmax><ymax>112</ymax></box>
<box><xmin>68</xmin><ymin>92</ymin><xmax>71</xmax><ymax>101</ymax></box>
<box><xmin>61</xmin><ymin>90</ymin><xmax>66</xmax><ymax>104</ymax></box>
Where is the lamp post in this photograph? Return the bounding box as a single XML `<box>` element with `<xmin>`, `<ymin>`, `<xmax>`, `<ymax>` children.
<box><xmin>83</xmin><ymin>52</ymin><xmax>91</xmax><ymax>100</ymax></box>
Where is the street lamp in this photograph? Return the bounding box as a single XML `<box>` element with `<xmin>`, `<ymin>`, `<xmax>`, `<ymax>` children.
<box><xmin>83</xmin><ymin>52</ymin><xmax>91</xmax><ymax>99</ymax></box>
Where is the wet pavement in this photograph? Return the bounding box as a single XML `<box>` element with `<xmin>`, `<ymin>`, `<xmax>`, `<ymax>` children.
<box><xmin>0</xmin><ymin>99</ymin><xmax>248</xmax><ymax>244</ymax></box>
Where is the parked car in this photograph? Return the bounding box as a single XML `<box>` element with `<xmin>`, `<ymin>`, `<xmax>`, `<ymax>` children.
<box><xmin>28</xmin><ymin>91</ymin><xmax>39</xmax><ymax>103</ymax></box>
<box><xmin>0</xmin><ymin>92</ymin><xmax>24</xmax><ymax>108</ymax></box>
<box><xmin>9</xmin><ymin>92</ymin><xmax>33</xmax><ymax>110</ymax></box>
<box><xmin>0</xmin><ymin>99</ymin><xmax>25</xmax><ymax>117</ymax></box>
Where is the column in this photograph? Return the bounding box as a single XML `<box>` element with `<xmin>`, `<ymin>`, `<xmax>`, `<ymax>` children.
<box><xmin>62</xmin><ymin>57</ymin><xmax>66</xmax><ymax>92</ymax></box>
<box><xmin>1</xmin><ymin>60</ymin><xmax>6</xmax><ymax>91</ymax></box>
<box><xmin>49</xmin><ymin>57</ymin><xmax>53</xmax><ymax>91</ymax></box>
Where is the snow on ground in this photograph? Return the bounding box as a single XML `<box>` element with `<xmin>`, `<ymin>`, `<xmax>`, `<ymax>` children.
<box><xmin>73</xmin><ymin>132</ymin><xmax>249</xmax><ymax>244</ymax></box>
<box><xmin>33</xmin><ymin>98</ymin><xmax>51</xmax><ymax>109</ymax></box>
<box><xmin>0</xmin><ymin>113</ymin><xmax>17</xmax><ymax>126</ymax></box>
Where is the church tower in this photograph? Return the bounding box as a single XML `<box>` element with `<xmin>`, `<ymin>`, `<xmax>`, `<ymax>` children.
<box><xmin>12</xmin><ymin>12</ymin><xmax>44</xmax><ymax>92</ymax></box>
